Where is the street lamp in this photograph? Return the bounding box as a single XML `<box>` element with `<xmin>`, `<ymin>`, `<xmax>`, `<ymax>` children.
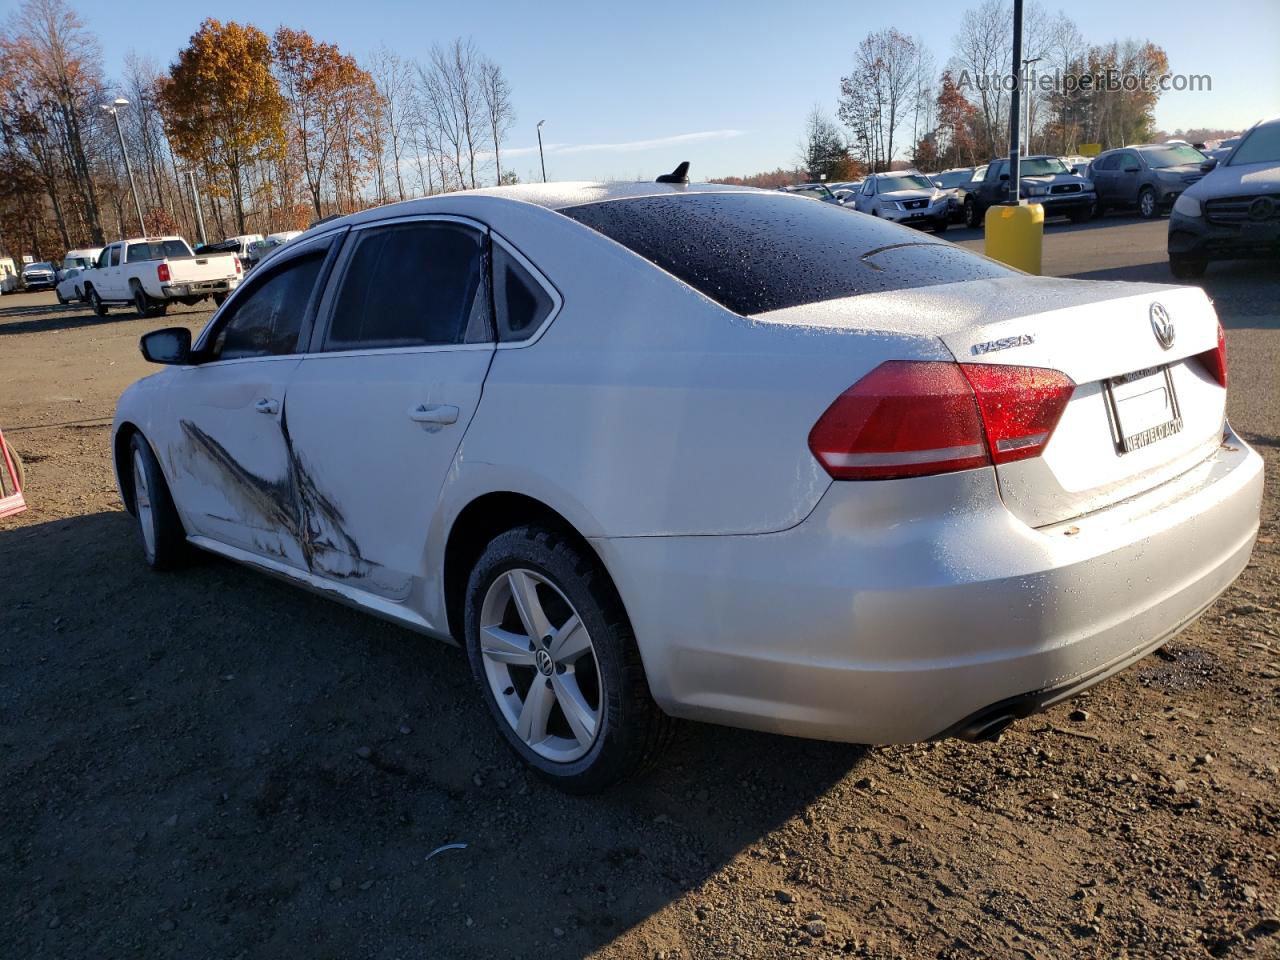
<box><xmin>100</xmin><ymin>97</ymin><xmax>146</xmax><ymax>236</ymax></box>
<box><xmin>536</xmin><ymin>120</ymin><xmax>547</xmax><ymax>183</ymax></box>
<box><xmin>1021</xmin><ymin>56</ymin><xmax>1043</xmax><ymax>155</ymax></box>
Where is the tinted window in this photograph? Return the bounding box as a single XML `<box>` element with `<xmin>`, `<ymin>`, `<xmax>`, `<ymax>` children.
<box><xmin>209</xmin><ymin>252</ymin><xmax>324</xmax><ymax>361</ymax></box>
<box><xmin>109</xmin><ymin>246</ymin><xmax>121</xmax><ymax>266</ymax></box>
<box><xmin>561</xmin><ymin>193</ymin><xmax>1016</xmax><ymax>315</ymax></box>
<box><xmin>127</xmin><ymin>240</ymin><xmax>191</xmax><ymax>262</ymax></box>
<box><xmin>96</xmin><ymin>248</ymin><xmax>110</xmax><ymax>268</ymax></box>
<box><xmin>1229</xmin><ymin>122</ymin><xmax>1280</xmax><ymax>166</ymax></box>
<box><xmin>493</xmin><ymin>245</ymin><xmax>554</xmax><ymax>341</ymax></box>
<box><xmin>324</xmin><ymin>221</ymin><xmax>485</xmax><ymax>351</ymax></box>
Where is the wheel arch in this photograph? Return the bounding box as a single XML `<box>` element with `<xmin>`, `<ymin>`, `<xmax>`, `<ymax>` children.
<box><xmin>114</xmin><ymin>420</ymin><xmax>142</xmax><ymax>515</ymax></box>
<box><xmin>442</xmin><ymin>491</ymin><xmax>603</xmax><ymax>644</ymax></box>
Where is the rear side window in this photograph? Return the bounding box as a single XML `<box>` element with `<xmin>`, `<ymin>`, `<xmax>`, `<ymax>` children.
<box><xmin>324</xmin><ymin>221</ymin><xmax>485</xmax><ymax>351</ymax></box>
<box><xmin>561</xmin><ymin>193</ymin><xmax>1016</xmax><ymax>315</ymax></box>
<box><xmin>126</xmin><ymin>240</ymin><xmax>191</xmax><ymax>262</ymax></box>
<box><xmin>492</xmin><ymin>245</ymin><xmax>554</xmax><ymax>341</ymax></box>
<box><xmin>209</xmin><ymin>252</ymin><xmax>324</xmax><ymax>361</ymax></box>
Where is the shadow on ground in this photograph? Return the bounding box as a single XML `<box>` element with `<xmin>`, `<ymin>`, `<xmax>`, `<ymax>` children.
<box><xmin>0</xmin><ymin>511</ymin><xmax>866</xmax><ymax>959</ymax></box>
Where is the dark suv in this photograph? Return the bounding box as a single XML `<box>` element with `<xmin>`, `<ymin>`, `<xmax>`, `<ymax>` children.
<box><xmin>1091</xmin><ymin>144</ymin><xmax>1206</xmax><ymax>219</ymax></box>
<box><xmin>960</xmin><ymin>156</ymin><xmax>1095</xmax><ymax>227</ymax></box>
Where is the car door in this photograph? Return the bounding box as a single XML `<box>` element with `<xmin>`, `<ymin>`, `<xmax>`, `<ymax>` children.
<box><xmin>281</xmin><ymin>215</ymin><xmax>498</xmax><ymax>602</ymax></box>
<box><xmin>97</xmin><ymin>244</ymin><xmax>124</xmax><ymax>299</ymax></box>
<box><xmin>156</xmin><ymin>234</ymin><xmax>339</xmax><ymax>564</ymax></box>
<box><xmin>1116</xmin><ymin>151</ymin><xmax>1142</xmax><ymax>205</ymax></box>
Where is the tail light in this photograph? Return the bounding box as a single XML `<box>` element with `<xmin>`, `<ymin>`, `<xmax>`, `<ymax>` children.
<box><xmin>234</xmin><ymin>256</ymin><xmax>242</xmax><ymax>275</ymax></box>
<box><xmin>157</xmin><ymin>263</ymin><xmax>170</xmax><ymax>283</ymax></box>
<box><xmin>1196</xmin><ymin>321</ymin><xmax>1227</xmax><ymax>388</ymax></box>
<box><xmin>808</xmin><ymin>361</ymin><xmax>1075</xmax><ymax>481</ymax></box>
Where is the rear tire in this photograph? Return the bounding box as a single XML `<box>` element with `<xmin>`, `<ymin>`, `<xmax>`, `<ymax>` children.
<box><xmin>464</xmin><ymin>524</ymin><xmax>676</xmax><ymax>794</ymax></box>
<box><xmin>128</xmin><ymin>433</ymin><xmax>188</xmax><ymax>570</ymax></box>
<box><xmin>133</xmin><ymin>285</ymin><xmax>155</xmax><ymax>318</ymax></box>
<box><xmin>212</xmin><ymin>293</ymin><xmax>228</xmax><ymax>307</ymax></box>
<box><xmin>964</xmin><ymin>196</ymin><xmax>981</xmax><ymax>228</ymax></box>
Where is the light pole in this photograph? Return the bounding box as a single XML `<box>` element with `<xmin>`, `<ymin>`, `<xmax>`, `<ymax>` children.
<box><xmin>101</xmin><ymin>98</ymin><xmax>146</xmax><ymax>236</ymax></box>
<box><xmin>1021</xmin><ymin>56</ymin><xmax>1042</xmax><ymax>155</ymax></box>
<box><xmin>536</xmin><ymin>120</ymin><xmax>547</xmax><ymax>183</ymax></box>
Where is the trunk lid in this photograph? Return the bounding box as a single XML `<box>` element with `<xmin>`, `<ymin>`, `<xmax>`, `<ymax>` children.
<box><xmin>756</xmin><ymin>276</ymin><xmax>1226</xmax><ymax>526</ymax></box>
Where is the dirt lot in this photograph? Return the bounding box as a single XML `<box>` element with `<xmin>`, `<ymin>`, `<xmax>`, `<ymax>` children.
<box><xmin>2</xmin><ymin>241</ymin><xmax>1279</xmax><ymax>959</ymax></box>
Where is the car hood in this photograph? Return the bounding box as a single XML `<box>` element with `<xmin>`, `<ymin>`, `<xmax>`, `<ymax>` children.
<box><xmin>1186</xmin><ymin>161</ymin><xmax>1280</xmax><ymax>199</ymax></box>
<box><xmin>879</xmin><ymin>189</ymin><xmax>937</xmax><ymax>202</ymax></box>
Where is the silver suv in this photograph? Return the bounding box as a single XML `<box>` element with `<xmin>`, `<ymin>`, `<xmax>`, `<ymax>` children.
<box><xmin>853</xmin><ymin>172</ymin><xmax>949</xmax><ymax>232</ymax></box>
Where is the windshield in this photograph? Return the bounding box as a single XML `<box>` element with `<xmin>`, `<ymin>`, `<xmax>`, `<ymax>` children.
<box><xmin>126</xmin><ymin>239</ymin><xmax>192</xmax><ymax>262</ymax></box>
<box><xmin>1229</xmin><ymin>123</ymin><xmax>1280</xmax><ymax>166</ymax></box>
<box><xmin>25</xmin><ymin>262</ymin><xmax>52</xmax><ymax>271</ymax></box>
<box><xmin>933</xmin><ymin>171</ymin><xmax>972</xmax><ymax>188</ymax></box>
<box><xmin>877</xmin><ymin>175</ymin><xmax>934</xmax><ymax>192</ymax></box>
<box><xmin>561</xmin><ymin>193</ymin><xmax>1014</xmax><ymax>315</ymax></box>
<box><xmin>1019</xmin><ymin>157</ymin><xmax>1070</xmax><ymax>176</ymax></box>
<box><xmin>1141</xmin><ymin>145</ymin><xmax>1204</xmax><ymax>168</ymax></box>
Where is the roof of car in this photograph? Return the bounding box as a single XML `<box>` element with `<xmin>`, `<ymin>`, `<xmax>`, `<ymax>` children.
<box><xmin>462</xmin><ymin>180</ymin><xmax>759</xmax><ymax>211</ymax></box>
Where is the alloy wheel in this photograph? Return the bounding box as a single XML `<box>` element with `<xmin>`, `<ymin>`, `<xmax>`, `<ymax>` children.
<box><xmin>132</xmin><ymin>449</ymin><xmax>156</xmax><ymax>558</ymax></box>
<box><xmin>479</xmin><ymin>568</ymin><xmax>603</xmax><ymax>762</ymax></box>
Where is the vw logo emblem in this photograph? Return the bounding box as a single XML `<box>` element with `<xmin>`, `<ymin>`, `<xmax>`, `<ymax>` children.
<box><xmin>1248</xmin><ymin>196</ymin><xmax>1275</xmax><ymax>221</ymax></box>
<box><xmin>535</xmin><ymin>649</ymin><xmax>555</xmax><ymax>676</ymax></box>
<box><xmin>1150</xmin><ymin>302</ymin><xmax>1175</xmax><ymax>350</ymax></box>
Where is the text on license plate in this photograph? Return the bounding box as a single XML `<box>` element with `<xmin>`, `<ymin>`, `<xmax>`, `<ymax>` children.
<box><xmin>1105</xmin><ymin>365</ymin><xmax>1183</xmax><ymax>454</ymax></box>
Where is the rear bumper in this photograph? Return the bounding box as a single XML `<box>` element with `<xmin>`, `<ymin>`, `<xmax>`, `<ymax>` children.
<box><xmin>161</xmin><ymin>277</ymin><xmax>239</xmax><ymax>298</ymax></box>
<box><xmin>596</xmin><ymin>426</ymin><xmax>1263</xmax><ymax>744</ymax></box>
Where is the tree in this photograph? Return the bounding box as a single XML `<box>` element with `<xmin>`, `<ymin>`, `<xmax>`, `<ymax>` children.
<box><xmin>159</xmin><ymin>19</ymin><xmax>286</xmax><ymax>233</ymax></box>
<box><xmin>933</xmin><ymin>70</ymin><xmax>981</xmax><ymax>167</ymax></box>
<box><xmin>479</xmin><ymin>58</ymin><xmax>514</xmax><ymax>184</ymax></box>
<box><xmin>799</xmin><ymin>108</ymin><xmax>856</xmax><ymax>182</ymax></box>
<box><xmin>838</xmin><ymin>29</ymin><xmax>921</xmax><ymax>172</ymax></box>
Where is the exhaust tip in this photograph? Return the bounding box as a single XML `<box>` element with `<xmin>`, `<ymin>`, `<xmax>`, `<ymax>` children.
<box><xmin>957</xmin><ymin>713</ymin><xmax>1018</xmax><ymax>743</ymax></box>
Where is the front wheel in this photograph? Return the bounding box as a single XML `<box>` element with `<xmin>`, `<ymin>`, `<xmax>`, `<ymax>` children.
<box><xmin>128</xmin><ymin>433</ymin><xmax>188</xmax><ymax>569</ymax></box>
<box><xmin>464</xmin><ymin>525</ymin><xmax>675</xmax><ymax>793</ymax></box>
<box><xmin>1138</xmin><ymin>187</ymin><xmax>1158</xmax><ymax>219</ymax></box>
<box><xmin>964</xmin><ymin>197</ymin><xmax>981</xmax><ymax>228</ymax></box>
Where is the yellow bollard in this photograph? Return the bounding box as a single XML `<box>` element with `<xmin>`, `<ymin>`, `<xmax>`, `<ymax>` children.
<box><xmin>983</xmin><ymin>202</ymin><xmax>1044</xmax><ymax>275</ymax></box>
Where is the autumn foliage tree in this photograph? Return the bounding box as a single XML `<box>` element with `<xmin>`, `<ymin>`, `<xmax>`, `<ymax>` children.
<box><xmin>158</xmin><ymin>19</ymin><xmax>285</xmax><ymax>233</ymax></box>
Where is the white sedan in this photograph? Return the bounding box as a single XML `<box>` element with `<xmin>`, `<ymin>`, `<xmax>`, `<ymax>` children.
<box><xmin>112</xmin><ymin>178</ymin><xmax>1263</xmax><ymax>792</ymax></box>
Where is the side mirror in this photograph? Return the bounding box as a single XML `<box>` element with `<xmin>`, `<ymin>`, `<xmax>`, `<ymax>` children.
<box><xmin>1199</xmin><ymin>158</ymin><xmax>1218</xmax><ymax>173</ymax></box>
<box><xmin>140</xmin><ymin>327</ymin><xmax>192</xmax><ymax>365</ymax></box>
<box><xmin>998</xmin><ymin>173</ymin><xmax>1010</xmax><ymax>181</ymax></box>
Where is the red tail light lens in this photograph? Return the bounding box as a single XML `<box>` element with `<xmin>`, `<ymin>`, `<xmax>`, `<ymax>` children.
<box><xmin>234</xmin><ymin>256</ymin><xmax>242</xmax><ymax>275</ymax></box>
<box><xmin>809</xmin><ymin>361</ymin><xmax>1075</xmax><ymax>481</ymax></box>
<box><xmin>959</xmin><ymin>363</ymin><xmax>1076</xmax><ymax>465</ymax></box>
<box><xmin>157</xmin><ymin>263</ymin><xmax>170</xmax><ymax>283</ymax></box>
<box><xmin>1196</xmin><ymin>321</ymin><xmax>1227</xmax><ymax>388</ymax></box>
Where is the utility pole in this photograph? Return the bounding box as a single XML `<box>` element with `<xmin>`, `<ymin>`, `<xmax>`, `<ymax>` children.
<box><xmin>101</xmin><ymin>98</ymin><xmax>146</xmax><ymax>235</ymax></box>
<box><xmin>537</xmin><ymin>120</ymin><xmax>547</xmax><ymax>183</ymax></box>
<box><xmin>188</xmin><ymin>170</ymin><xmax>207</xmax><ymax>247</ymax></box>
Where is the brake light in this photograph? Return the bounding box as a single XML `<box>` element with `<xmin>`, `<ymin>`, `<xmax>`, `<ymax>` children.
<box><xmin>808</xmin><ymin>361</ymin><xmax>1074</xmax><ymax>480</ymax></box>
<box><xmin>157</xmin><ymin>263</ymin><xmax>170</xmax><ymax>283</ymax></box>
<box><xmin>1196</xmin><ymin>321</ymin><xmax>1227</xmax><ymax>388</ymax></box>
<box><xmin>234</xmin><ymin>256</ymin><xmax>242</xmax><ymax>275</ymax></box>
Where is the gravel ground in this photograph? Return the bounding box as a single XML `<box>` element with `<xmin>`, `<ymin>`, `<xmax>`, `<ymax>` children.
<box><xmin>1</xmin><ymin>233</ymin><xmax>1278</xmax><ymax>960</ymax></box>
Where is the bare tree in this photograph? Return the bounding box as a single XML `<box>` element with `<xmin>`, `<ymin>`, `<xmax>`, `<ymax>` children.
<box><xmin>950</xmin><ymin>0</ymin><xmax>1011</xmax><ymax>159</ymax></box>
<box><xmin>838</xmin><ymin>29</ymin><xmax>920</xmax><ymax>171</ymax></box>
<box><xmin>370</xmin><ymin>45</ymin><xmax>412</xmax><ymax>202</ymax></box>
<box><xmin>479</xmin><ymin>57</ymin><xmax>514</xmax><ymax>184</ymax></box>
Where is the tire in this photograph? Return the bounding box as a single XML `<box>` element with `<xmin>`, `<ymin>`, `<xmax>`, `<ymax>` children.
<box><xmin>1169</xmin><ymin>255</ymin><xmax>1208</xmax><ymax>280</ymax></box>
<box><xmin>212</xmin><ymin>293</ymin><xmax>227</xmax><ymax>307</ymax></box>
<box><xmin>1069</xmin><ymin>205</ymin><xmax>1092</xmax><ymax>224</ymax></box>
<box><xmin>464</xmin><ymin>524</ymin><xmax>676</xmax><ymax>793</ymax></box>
<box><xmin>133</xmin><ymin>285</ymin><xmax>155</xmax><ymax>318</ymax></box>
<box><xmin>127</xmin><ymin>433</ymin><xmax>188</xmax><ymax>570</ymax></box>
<box><xmin>932</xmin><ymin>217</ymin><xmax>948</xmax><ymax>234</ymax></box>
<box><xmin>964</xmin><ymin>196</ymin><xmax>981</xmax><ymax>228</ymax></box>
<box><xmin>1138</xmin><ymin>187</ymin><xmax>1157</xmax><ymax>219</ymax></box>
<box><xmin>56</xmin><ymin>291</ymin><xmax>67</xmax><ymax>304</ymax></box>
<box><xmin>86</xmin><ymin>286</ymin><xmax>108</xmax><ymax>316</ymax></box>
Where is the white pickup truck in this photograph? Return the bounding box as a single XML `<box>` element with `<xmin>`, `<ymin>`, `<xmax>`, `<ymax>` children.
<box><xmin>80</xmin><ymin>236</ymin><xmax>242</xmax><ymax>318</ymax></box>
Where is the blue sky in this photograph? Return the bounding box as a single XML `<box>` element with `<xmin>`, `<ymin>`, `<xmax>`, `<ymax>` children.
<box><xmin>48</xmin><ymin>0</ymin><xmax>1280</xmax><ymax>181</ymax></box>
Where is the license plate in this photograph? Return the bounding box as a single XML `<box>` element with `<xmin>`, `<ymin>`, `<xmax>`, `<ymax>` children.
<box><xmin>1240</xmin><ymin>221</ymin><xmax>1279</xmax><ymax>243</ymax></box>
<box><xmin>1104</xmin><ymin>365</ymin><xmax>1183</xmax><ymax>454</ymax></box>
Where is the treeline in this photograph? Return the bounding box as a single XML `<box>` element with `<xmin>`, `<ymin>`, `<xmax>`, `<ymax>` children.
<box><xmin>801</xmin><ymin>0</ymin><xmax>1173</xmax><ymax>179</ymax></box>
<box><xmin>0</xmin><ymin>0</ymin><xmax>517</xmax><ymax>260</ymax></box>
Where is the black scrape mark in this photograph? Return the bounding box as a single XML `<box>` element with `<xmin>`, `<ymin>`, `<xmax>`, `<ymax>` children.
<box><xmin>179</xmin><ymin>405</ymin><xmax>369</xmax><ymax>580</ymax></box>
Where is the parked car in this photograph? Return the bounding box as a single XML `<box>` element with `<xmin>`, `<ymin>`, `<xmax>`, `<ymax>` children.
<box><xmin>80</xmin><ymin>236</ymin><xmax>242</xmax><ymax>318</ymax></box>
<box><xmin>960</xmin><ymin>155</ymin><xmax>1095</xmax><ymax>227</ymax></box>
<box><xmin>111</xmin><ymin>178</ymin><xmax>1262</xmax><ymax>792</ymax></box>
<box><xmin>929</xmin><ymin>167</ymin><xmax>975</xmax><ymax>222</ymax></box>
<box><xmin>779</xmin><ymin>183</ymin><xmax>844</xmax><ymax>205</ymax></box>
<box><xmin>243</xmin><ymin>230</ymin><xmax>303</xmax><ymax>270</ymax></box>
<box><xmin>1207</xmin><ymin>137</ymin><xmax>1240</xmax><ymax>163</ymax></box>
<box><xmin>21</xmin><ymin>261</ymin><xmax>56</xmax><ymax>291</ymax></box>
<box><xmin>1060</xmin><ymin>155</ymin><xmax>1092</xmax><ymax>175</ymax></box>
<box><xmin>1090</xmin><ymin>144</ymin><xmax>1206</xmax><ymax>219</ymax></box>
<box><xmin>0</xmin><ymin>258</ymin><xmax>18</xmax><ymax>294</ymax></box>
<box><xmin>853</xmin><ymin>171</ymin><xmax>950</xmax><ymax>230</ymax></box>
<box><xmin>55</xmin><ymin>247</ymin><xmax>104</xmax><ymax>304</ymax></box>
<box><xmin>1168</xmin><ymin>115</ymin><xmax>1280</xmax><ymax>278</ymax></box>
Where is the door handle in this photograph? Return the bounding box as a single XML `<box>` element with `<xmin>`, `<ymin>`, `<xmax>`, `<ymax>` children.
<box><xmin>408</xmin><ymin>403</ymin><xmax>459</xmax><ymax>425</ymax></box>
<box><xmin>254</xmin><ymin>398</ymin><xmax>280</xmax><ymax>415</ymax></box>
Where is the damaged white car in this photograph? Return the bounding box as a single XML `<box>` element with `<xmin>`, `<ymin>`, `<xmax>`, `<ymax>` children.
<box><xmin>113</xmin><ymin>177</ymin><xmax>1263</xmax><ymax>792</ymax></box>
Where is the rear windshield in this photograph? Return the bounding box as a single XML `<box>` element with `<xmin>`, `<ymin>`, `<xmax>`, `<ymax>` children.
<box><xmin>126</xmin><ymin>240</ymin><xmax>191</xmax><ymax>262</ymax></box>
<box><xmin>560</xmin><ymin>192</ymin><xmax>1015</xmax><ymax>315</ymax></box>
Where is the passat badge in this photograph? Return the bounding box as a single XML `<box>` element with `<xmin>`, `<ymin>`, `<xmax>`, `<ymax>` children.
<box><xmin>1149</xmin><ymin>302</ymin><xmax>1175</xmax><ymax>350</ymax></box>
<box><xmin>971</xmin><ymin>333</ymin><xmax>1034</xmax><ymax>356</ymax></box>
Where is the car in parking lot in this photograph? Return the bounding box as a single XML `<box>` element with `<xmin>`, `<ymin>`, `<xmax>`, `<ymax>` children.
<box><xmin>80</xmin><ymin>236</ymin><xmax>242</xmax><ymax>317</ymax></box>
<box><xmin>113</xmin><ymin>178</ymin><xmax>1262</xmax><ymax>792</ymax></box>
<box><xmin>853</xmin><ymin>172</ymin><xmax>950</xmax><ymax>230</ymax></box>
<box><xmin>55</xmin><ymin>246</ymin><xmax>104</xmax><ymax>304</ymax></box>
<box><xmin>1168</xmin><ymin>115</ymin><xmax>1280</xmax><ymax>278</ymax></box>
<box><xmin>21</xmin><ymin>261</ymin><xmax>56</xmax><ymax>290</ymax></box>
<box><xmin>960</xmin><ymin>156</ymin><xmax>1095</xmax><ymax>226</ymax></box>
<box><xmin>779</xmin><ymin>183</ymin><xmax>845</xmax><ymax>205</ymax></box>
<box><xmin>1090</xmin><ymin>144</ymin><xmax>1206</xmax><ymax>219</ymax></box>
<box><xmin>929</xmin><ymin>167</ymin><xmax>975</xmax><ymax>222</ymax></box>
